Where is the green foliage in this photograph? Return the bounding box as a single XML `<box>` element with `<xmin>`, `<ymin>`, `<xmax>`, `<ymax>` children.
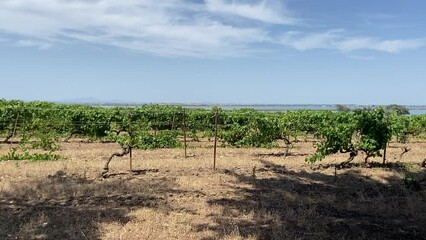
<box><xmin>354</xmin><ymin>108</ymin><xmax>390</xmax><ymax>159</ymax></box>
<box><xmin>296</xmin><ymin>110</ymin><xmax>333</xmax><ymax>136</ymax></box>
<box><xmin>335</xmin><ymin>104</ymin><xmax>351</xmax><ymax>112</ymax></box>
<box><xmin>307</xmin><ymin>108</ymin><xmax>391</xmax><ymax>163</ymax></box>
<box><xmin>0</xmin><ymin>100</ymin><xmax>63</xmax><ymax>160</ymax></box>
<box><xmin>106</xmin><ymin>114</ymin><xmax>181</xmax><ymax>150</ymax></box>
<box><xmin>31</xmin><ymin>137</ymin><xmax>61</xmax><ymax>151</ymax></box>
<box><xmin>307</xmin><ymin>112</ymin><xmax>356</xmax><ymax>163</ymax></box>
<box><xmin>0</xmin><ymin>148</ymin><xmax>61</xmax><ymax>161</ymax></box>
<box><xmin>388</xmin><ymin>114</ymin><xmax>412</xmax><ymax>143</ymax></box>
<box><xmin>220</xmin><ymin>110</ymin><xmax>279</xmax><ymax>148</ymax></box>
<box><xmin>186</xmin><ymin>109</ymin><xmax>214</xmax><ymax>140</ymax></box>
<box><xmin>276</xmin><ymin>111</ymin><xmax>310</xmax><ymax>155</ymax></box>
<box><xmin>1</xmin><ymin>99</ymin><xmax>426</xmax><ymax>161</ymax></box>
<box><xmin>135</xmin><ymin>130</ymin><xmax>181</xmax><ymax>149</ymax></box>
<box><xmin>385</xmin><ymin>104</ymin><xmax>410</xmax><ymax>115</ymax></box>
<box><xmin>408</xmin><ymin>115</ymin><xmax>426</xmax><ymax>138</ymax></box>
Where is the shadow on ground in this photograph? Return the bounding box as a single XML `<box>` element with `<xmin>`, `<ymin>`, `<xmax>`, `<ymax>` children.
<box><xmin>0</xmin><ymin>170</ymin><xmax>184</xmax><ymax>240</ymax></box>
<box><xmin>201</xmin><ymin>161</ymin><xmax>426</xmax><ymax>240</ymax></box>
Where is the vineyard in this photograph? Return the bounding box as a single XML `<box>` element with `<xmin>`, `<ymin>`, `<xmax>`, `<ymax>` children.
<box><xmin>1</xmin><ymin>99</ymin><xmax>426</xmax><ymax>167</ymax></box>
<box><xmin>1</xmin><ymin>99</ymin><xmax>426</xmax><ymax>239</ymax></box>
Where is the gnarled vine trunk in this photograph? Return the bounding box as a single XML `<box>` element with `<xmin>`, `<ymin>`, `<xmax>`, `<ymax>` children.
<box><xmin>102</xmin><ymin>146</ymin><xmax>130</xmax><ymax>176</ymax></box>
<box><xmin>339</xmin><ymin>150</ymin><xmax>358</xmax><ymax>168</ymax></box>
<box><xmin>399</xmin><ymin>147</ymin><xmax>411</xmax><ymax>161</ymax></box>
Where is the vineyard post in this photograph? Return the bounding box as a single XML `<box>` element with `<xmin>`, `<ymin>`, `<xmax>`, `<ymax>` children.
<box><xmin>383</xmin><ymin>117</ymin><xmax>389</xmax><ymax>165</ymax></box>
<box><xmin>172</xmin><ymin>112</ymin><xmax>176</xmax><ymax>131</ymax></box>
<box><xmin>22</xmin><ymin>119</ymin><xmax>27</xmax><ymax>142</ymax></box>
<box><xmin>128</xmin><ymin>111</ymin><xmax>133</xmax><ymax>172</ymax></box>
<box><xmin>213</xmin><ymin>110</ymin><xmax>218</xmax><ymax>171</ymax></box>
<box><xmin>182</xmin><ymin>109</ymin><xmax>187</xmax><ymax>158</ymax></box>
<box><xmin>12</xmin><ymin>109</ymin><xmax>20</xmax><ymax>140</ymax></box>
<box><xmin>382</xmin><ymin>144</ymin><xmax>387</xmax><ymax>164</ymax></box>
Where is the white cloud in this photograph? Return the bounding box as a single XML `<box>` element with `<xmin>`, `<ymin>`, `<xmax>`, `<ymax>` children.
<box><xmin>279</xmin><ymin>30</ymin><xmax>343</xmax><ymax>51</ymax></box>
<box><xmin>279</xmin><ymin>30</ymin><xmax>426</xmax><ymax>53</ymax></box>
<box><xmin>0</xmin><ymin>0</ymin><xmax>424</xmax><ymax>57</ymax></box>
<box><xmin>0</xmin><ymin>0</ymin><xmax>271</xmax><ymax>57</ymax></box>
<box><xmin>205</xmin><ymin>0</ymin><xmax>297</xmax><ymax>24</ymax></box>
<box><xmin>369</xmin><ymin>39</ymin><xmax>426</xmax><ymax>53</ymax></box>
<box><xmin>17</xmin><ymin>40</ymin><xmax>52</xmax><ymax>50</ymax></box>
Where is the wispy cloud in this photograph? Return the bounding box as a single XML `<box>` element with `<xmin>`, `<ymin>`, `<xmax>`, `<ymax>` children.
<box><xmin>279</xmin><ymin>30</ymin><xmax>426</xmax><ymax>53</ymax></box>
<box><xmin>205</xmin><ymin>0</ymin><xmax>297</xmax><ymax>24</ymax></box>
<box><xmin>17</xmin><ymin>39</ymin><xmax>52</xmax><ymax>50</ymax></box>
<box><xmin>337</xmin><ymin>38</ymin><xmax>426</xmax><ymax>53</ymax></box>
<box><xmin>0</xmin><ymin>0</ymin><xmax>424</xmax><ymax>57</ymax></box>
<box><xmin>0</xmin><ymin>0</ymin><xmax>271</xmax><ymax>57</ymax></box>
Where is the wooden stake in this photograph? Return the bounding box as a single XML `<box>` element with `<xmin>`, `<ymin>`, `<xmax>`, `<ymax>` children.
<box><xmin>383</xmin><ymin>119</ymin><xmax>390</xmax><ymax>165</ymax></box>
<box><xmin>128</xmin><ymin>111</ymin><xmax>133</xmax><ymax>172</ymax></box>
<box><xmin>172</xmin><ymin>112</ymin><xmax>176</xmax><ymax>131</ymax></box>
<box><xmin>12</xmin><ymin>110</ymin><xmax>20</xmax><ymax>139</ymax></box>
<box><xmin>182</xmin><ymin>110</ymin><xmax>187</xmax><ymax>158</ymax></box>
<box><xmin>382</xmin><ymin>142</ymin><xmax>387</xmax><ymax>165</ymax></box>
<box><xmin>213</xmin><ymin>110</ymin><xmax>218</xmax><ymax>171</ymax></box>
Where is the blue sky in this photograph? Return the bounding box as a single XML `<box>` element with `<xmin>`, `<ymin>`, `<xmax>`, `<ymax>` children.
<box><xmin>0</xmin><ymin>0</ymin><xmax>425</xmax><ymax>104</ymax></box>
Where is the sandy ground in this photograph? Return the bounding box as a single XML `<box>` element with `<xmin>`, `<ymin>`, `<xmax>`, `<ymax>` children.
<box><xmin>0</xmin><ymin>139</ymin><xmax>425</xmax><ymax>240</ymax></box>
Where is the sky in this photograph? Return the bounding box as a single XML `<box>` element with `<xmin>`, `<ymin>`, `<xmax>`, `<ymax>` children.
<box><xmin>0</xmin><ymin>0</ymin><xmax>425</xmax><ymax>105</ymax></box>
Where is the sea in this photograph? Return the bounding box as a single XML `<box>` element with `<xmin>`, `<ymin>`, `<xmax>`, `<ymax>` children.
<box><xmin>94</xmin><ymin>103</ymin><xmax>426</xmax><ymax>115</ymax></box>
<box><xmin>178</xmin><ymin>104</ymin><xmax>426</xmax><ymax>115</ymax></box>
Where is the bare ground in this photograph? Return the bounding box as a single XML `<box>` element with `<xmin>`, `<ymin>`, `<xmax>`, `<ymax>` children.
<box><xmin>0</xmin><ymin>139</ymin><xmax>425</xmax><ymax>240</ymax></box>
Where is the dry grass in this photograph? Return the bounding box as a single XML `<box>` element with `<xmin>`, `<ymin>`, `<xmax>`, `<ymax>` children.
<box><xmin>0</xmin><ymin>139</ymin><xmax>425</xmax><ymax>240</ymax></box>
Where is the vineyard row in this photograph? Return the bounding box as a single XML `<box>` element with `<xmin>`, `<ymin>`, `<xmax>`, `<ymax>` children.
<box><xmin>1</xmin><ymin>99</ymin><xmax>426</xmax><ymax>166</ymax></box>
